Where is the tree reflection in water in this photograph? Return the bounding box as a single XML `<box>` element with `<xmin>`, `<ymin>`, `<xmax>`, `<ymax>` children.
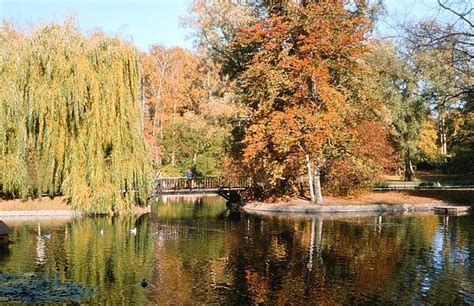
<box><xmin>0</xmin><ymin>197</ymin><xmax>472</xmax><ymax>304</ymax></box>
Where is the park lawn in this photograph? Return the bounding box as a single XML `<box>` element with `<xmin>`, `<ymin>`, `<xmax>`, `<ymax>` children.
<box><xmin>325</xmin><ymin>189</ymin><xmax>473</xmax><ymax>206</ymax></box>
<box><xmin>0</xmin><ymin>196</ymin><xmax>150</xmax><ymax>215</ymax></box>
<box><xmin>383</xmin><ymin>170</ymin><xmax>474</xmax><ymax>185</ymax></box>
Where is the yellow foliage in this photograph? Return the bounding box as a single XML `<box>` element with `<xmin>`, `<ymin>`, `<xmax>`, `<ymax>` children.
<box><xmin>0</xmin><ymin>21</ymin><xmax>153</xmax><ymax>214</ymax></box>
<box><xmin>418</xmin><ymin>120</ymin><xmax>441</xmax><ymax>163</ymax></box>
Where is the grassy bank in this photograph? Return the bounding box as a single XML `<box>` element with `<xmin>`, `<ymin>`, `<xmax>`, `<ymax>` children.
<box><xmin>0</xmin><ymin>196</ymin><xmax>71</xmax><ymax>211</ymax></box>
<box><xmin>0</xmin><ymin>196</ymin><xmax>151</xmax><ymax>215</ymax></box>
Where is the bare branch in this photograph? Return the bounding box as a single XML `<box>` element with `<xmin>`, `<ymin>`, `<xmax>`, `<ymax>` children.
<box><xmin>437</xmin><ymin>0</ymin><xmax>473</xmax><ymax>28</ymax></box>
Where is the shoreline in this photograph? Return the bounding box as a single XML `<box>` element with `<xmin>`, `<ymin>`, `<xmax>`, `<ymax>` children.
<box><xmin>1</xmin><ymin>190</ymin><xmax>472</xmax><ymax>217</ymax></box>
<box><xmin>242</xmin><ymin>189</ymin><xmax>474</xmax><ymax>214</ymax></box>
<box><xmin>242</xmin><ymin>209</ymin><xmax>439</xmax><ymax>220</ymax></box>
<box><xmin>0</xmin><ymin>210</ymin><xmax>75</xmax><ymax>217</ymax></box>
<box><xmin>0</xmin><ymin>196</ymin><xmax>151</xmax><ymax>217</ymax></box>
<box><xmin>242</xmin><ymin>202</ymin><xmax>452</xmax><ymax>214</ymax></box>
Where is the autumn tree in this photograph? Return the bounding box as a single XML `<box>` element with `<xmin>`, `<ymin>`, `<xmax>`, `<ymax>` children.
<box><xmin>401</xmin><ymin>0</ymin><xmax>472</xmax><ymax>166</ymax></box>
<box><xmin>186</xmin><ymin>0</ymin><xmax>398</xmax><ymax>201</ymax></box>
<box><xmin>141</xmin><ymin>46</ymin><xmax>200</xmax><ymax>166</ymax></box>
<box><xmin>217</xmin><ymin>1</ymin><xmax>393</xmax><ymax>202</ymax></box>
<box><xmin>363</xmin><ymin>42</ymin><xmax>426</xmax><ymax>180</ymax></box>
<box><xmin>141</xmin><ymin>45</ymin><xmax>240</xmax><ymax>176</ymax></box>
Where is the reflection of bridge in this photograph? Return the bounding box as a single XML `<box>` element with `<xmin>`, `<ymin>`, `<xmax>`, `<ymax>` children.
<box><xmin>155</xmin><ymin>176</ymin><xmax>252</xmax><ymax>204</ymax></box>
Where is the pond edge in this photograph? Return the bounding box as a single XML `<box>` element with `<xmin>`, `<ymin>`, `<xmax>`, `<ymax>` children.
<box><xmin>242</xmin><ymin>202</ymin><xmax>462</xmax><ymax>214</ymax></box>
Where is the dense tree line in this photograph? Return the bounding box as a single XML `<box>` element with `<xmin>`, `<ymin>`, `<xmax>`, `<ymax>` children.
<box><xmin>183</xmin><ymin>0</ymin><xmax>473</xmax><ymax>201</ymax></box>
<box><xmin>140</xmin><ymin>46</ymin><xmax>240</xmax><ymax>177</ymax></box>
<box><xmin>0</xmin><ymin>0</ymin><xmax>471</xmax><ymax>211</ymax></box>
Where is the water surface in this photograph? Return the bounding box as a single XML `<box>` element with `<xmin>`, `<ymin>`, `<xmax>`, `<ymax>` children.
<box><xmin>0</xmin><ymin>196</ymin><xmax>472</xmax><ymax>304</ymax></box>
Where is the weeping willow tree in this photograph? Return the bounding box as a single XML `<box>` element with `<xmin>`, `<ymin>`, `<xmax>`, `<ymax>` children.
<box><xmin>0</xmin><ymin>21</ymin><xmax>153</xmax><ymax>214</ymax></box>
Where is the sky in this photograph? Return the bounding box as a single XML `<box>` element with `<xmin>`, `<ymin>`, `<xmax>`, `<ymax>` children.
<box><xmin>0</xmin><ymin>0</ymin><xmax>452</xmax><ymax>52</ymax></box>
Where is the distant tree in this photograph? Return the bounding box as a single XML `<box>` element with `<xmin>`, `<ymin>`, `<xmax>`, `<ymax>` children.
<box><xmin>402</xmin><ymin>0</ymin><xmax>472</xmax><ymax>164</ymax></box>
<box><xmin>141</xmin><ymin>46</ymin><xmax>200</xmax><ymax>166</ymax></box>
<box><xmin>161</xmin><ymin>114</ymin><xmax>226</xmax><ymax>176</ymax></box>
<box><xmin>363</xmin><ymin>42</ymin><xmax>426</xmax><ymax>180</ymax></box>
<box><xmin>449</xmin><ymin>94</ymin><xmax>474</xmax><ymax>173</ymax></box>
<box><xmin>418</xmin><ymin>120</ymin><xmax>443</xmax><ymax>164</ymax></box>
<box><xmin>141</xmin><ymin>44</ymin><xmax>240</xmax><ymax>177</ymax></box>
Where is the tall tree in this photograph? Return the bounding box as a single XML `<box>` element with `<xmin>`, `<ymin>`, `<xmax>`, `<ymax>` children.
<box><xmin>363</xmin><ymin>42</ymin><xmax>425</xmax><ymax>180</ymax></box>
<box><xmin>406</xmin><ymin>23</ymin><xmax>471</xmax><ymax>160</ymax></box>
<box><xmin>186</xmin><ymin>0</ymin><xmax>258</xmax><ymax>76</ymax></box>
<box><xmin>141</xmin><ymin>46</ymin><xmax>200</xmax><ymax>166</ymax></box>
<box><xmin>402</xmin><ymin>0</ymin><xmax>472</xmax><ymax>164</ymax></box>
<box><xmin>0</xmin><ymin>21</ymin><xmax>152</xmax><ymax>214</ymax></box>
<box><xmin>223</xmin><ymin>1</ymin><xmax>389</xmax><ymax>202</ymax></box>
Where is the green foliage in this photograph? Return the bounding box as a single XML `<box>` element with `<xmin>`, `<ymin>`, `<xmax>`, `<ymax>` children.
<box><xmin>364</xmin><ymin>42</ymin><xmax>424</xmax><ymax>173</ymax></box>
<box><xmin>161</xmin><ymin>114</ymin><xmax>226</xmax><ymax>176</ymax></box>
<box><xmin>449</xmin><ymin>97</ymin><xmax>474</xmax><ymax>173</ymax></box>
<box><xmin>0</xmin><ymin>21</ymin><xmax>153</xmax><ymax>214</ymax></box>
<box><xmin>404</xmin><ymin>21</ymin><xmax>472</xmax><ymax>166</ymax></box>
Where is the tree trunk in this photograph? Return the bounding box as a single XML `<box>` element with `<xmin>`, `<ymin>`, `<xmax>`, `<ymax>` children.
<box><xmin>152</xmin><ymin>107</ymin><xmax>157</xmax><ymax>138</ymax></box>
<box><xmin>312</xmin><ymin>161</ymin><xmax>323</xmax><ymax>205</ymax></box>
<box><xmin>171</xmin><ymin>99</ymin><xmax>177</xmax><ymax>168</ymax></box>
<box><xmin>409</xmin><ymin>160</ymin><xmax>415</xmax><ymax>179</ymax></box>
<box><xmin>157</xmin><ymin>112</ymin><xmax>163</xmax><ymax>166</ymax></box>
<box><xmin>440</xmin><ymin>113</ymin><xmax>448</xmax><ymax>161</ymax></box>
<box><xmin>193</xmin><ymin>153</ymin><xmax>197</xmax><ymax>166</ymax></box>
<box><xmin>306</xmin><ymin>154</ymin><xmax>315</xmax><ymax>203</ymax></box>
<box><xmin>404</xmin><ymin>157</ymin><xmax>415</xmax><ymax>181</ymax></box>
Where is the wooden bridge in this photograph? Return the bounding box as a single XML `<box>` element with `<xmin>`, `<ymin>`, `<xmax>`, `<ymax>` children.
<box><xmin>155</xmin><ymin>176</ymin><xmax>252</xmax><ymax>204</ymax></box>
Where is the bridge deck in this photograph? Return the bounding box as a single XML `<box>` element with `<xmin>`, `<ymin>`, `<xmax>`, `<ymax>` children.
<box><xmin>159</xmin><ymin>187</ymin><xmax>247</xmax><ymax>195</ymax></box>
<box><xmin>155</xmin><ymin>176</ymin><xmax>251</xmax><ymax>195</ymax></box>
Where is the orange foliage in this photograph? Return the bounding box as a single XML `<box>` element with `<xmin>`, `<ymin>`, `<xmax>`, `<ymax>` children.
<box><xmin>140</xmin><ymin>46</ymin><xmax>203</xmax><ymax>165</ymax></box>
<box><xmin>324</xmin><ymin>121</ymin><xmax>397</xmax><ymax>196</ymax></box>
<box><xmin>228</xmin><ymin>1</ymin><xmax>387</xmax><ymax>197</ymax></box>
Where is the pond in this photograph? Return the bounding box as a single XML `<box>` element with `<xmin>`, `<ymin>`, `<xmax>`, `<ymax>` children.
<box><xmin>0</xmin><ymin>196</ymin><xmax>472</xmax><ymax>304</ymax></box>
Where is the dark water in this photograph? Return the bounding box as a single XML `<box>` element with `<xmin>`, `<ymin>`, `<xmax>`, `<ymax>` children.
<box><xmin>0</xmin><ymin>196</ymin><xmax>472</xmax><ymax>304</ymax></box>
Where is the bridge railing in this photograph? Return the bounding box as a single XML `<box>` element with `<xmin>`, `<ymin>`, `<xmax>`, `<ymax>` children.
<box><xmin>156</xmin><ymin>176</ymin><xmax>252</xmax><ymax>192</ymax></box>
